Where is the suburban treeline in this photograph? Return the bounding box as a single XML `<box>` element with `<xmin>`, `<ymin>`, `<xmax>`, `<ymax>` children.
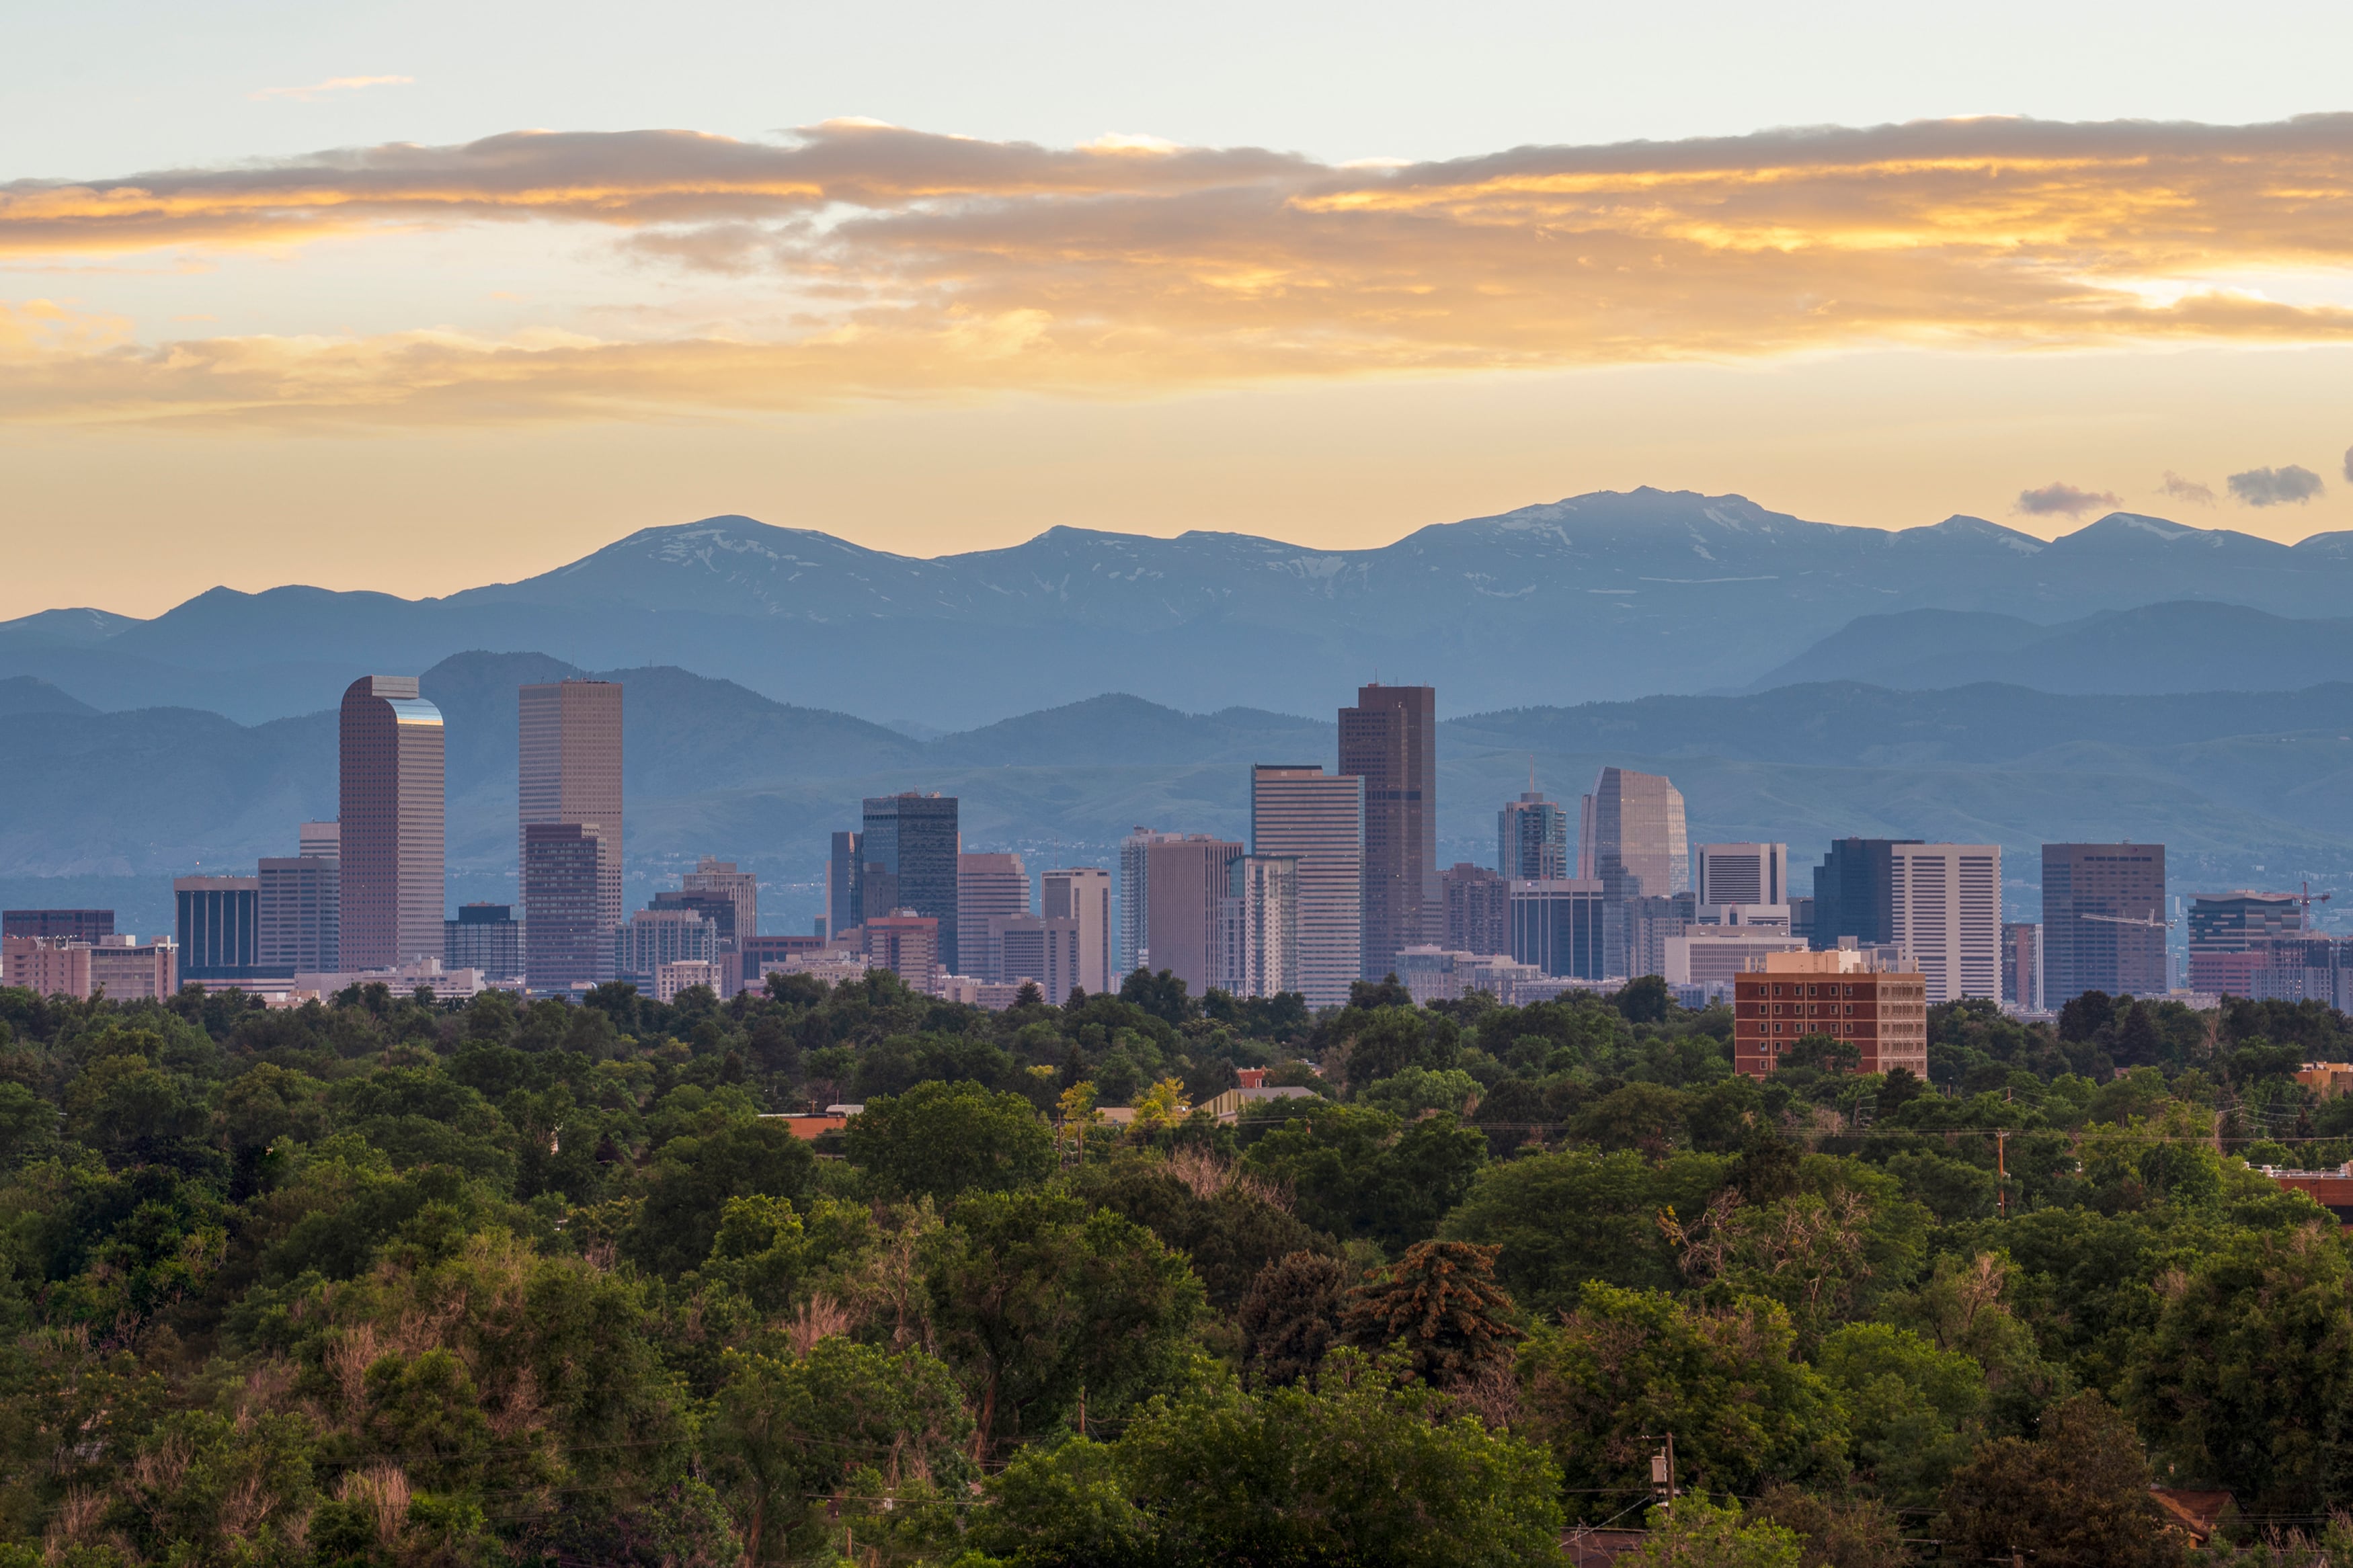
<box><xmin>1</xmin><ymin>968</ymin><xmax>2351</xmax><ymax>1566</ymax></box>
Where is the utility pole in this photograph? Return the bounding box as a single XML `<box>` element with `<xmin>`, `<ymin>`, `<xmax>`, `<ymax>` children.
<box><xmin>1645</xmin><ymin>1432</ymin><xmax>1679</xmax><ymax>1562</ymax></box>
<box><xmin>1996</xmin><ymin>1130</ymin><xmax>2008</xmax><ymax>1219</ymax></box>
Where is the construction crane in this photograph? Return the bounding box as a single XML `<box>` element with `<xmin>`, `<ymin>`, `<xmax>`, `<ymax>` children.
<box><xmin>2079</xmin><ymin>911</ymin><xmax>2173</xmax><ymax>930</ymax></box>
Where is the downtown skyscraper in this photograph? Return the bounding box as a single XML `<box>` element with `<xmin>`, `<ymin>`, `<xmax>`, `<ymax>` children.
<box><xmin>862</xmin><ymin>792</ymin><xmax>962</xmax><ymax>973</ymax></box>
<box><xmin>519</xmin><ymin>679</ymin><xmax>623</xmax><ymax>993</ymax></box>
<box><xmin>1579</xmin><ymin>766</ymin><xmax>1689</xmax><ymax>899</ymax></box>
<box><xmin>2042</xmin><ymin>843</ymin><xmax>2167</xmax><ymax>1003</ymax></box>
<box><xmin>340</xmin><ymin>675</ymin><xmax>445</xmax><ymax>968</ymax></box>
<box><xmin>1250</xmin><ymin>764</ymin><xmax>1363</xmax><ymax>1008</ymax></box>
<box><xmin>1339</xmin><ymin>683</ymin><xmax>1438</xmax><ymax>980</ymax></box>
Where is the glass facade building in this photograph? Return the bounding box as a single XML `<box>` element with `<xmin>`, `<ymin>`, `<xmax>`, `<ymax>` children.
<box><xmin>2042</xmin><ymin>843</ymin><xmax>2167</xmax><ymax>1003</ymax></box>
<box><xmin>861</xmin><ymin>793</ymin><xmax>962</xmax><ymax>973</ymax></box>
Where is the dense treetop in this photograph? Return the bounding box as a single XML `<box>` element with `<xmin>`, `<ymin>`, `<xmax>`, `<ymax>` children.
<box><xmin>1</xmin><ymin>968</ymin><xmax>2349</xmax><ymax>1566</ymax></box>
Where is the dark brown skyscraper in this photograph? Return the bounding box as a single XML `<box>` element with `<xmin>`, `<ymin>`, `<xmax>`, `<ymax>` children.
<box><xmin>1339</xmin><ymin>682</ymin><xmax>1438</xmax><ymax>979</ymax></box>
<box><xmin>339</xmin><ymin>675</ymin><xmax>446</xmax><ymax>969</ymax></box>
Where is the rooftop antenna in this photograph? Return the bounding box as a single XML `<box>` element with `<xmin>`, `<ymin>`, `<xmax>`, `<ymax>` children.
<box><xmin>1529</xmin><ymin>753</ymin><xmax>1536</xmax><ymax>795</ymax></box>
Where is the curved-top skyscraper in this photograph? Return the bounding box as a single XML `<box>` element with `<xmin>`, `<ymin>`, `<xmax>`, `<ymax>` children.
<box><xmin>1581</xmin><ymin>766</ymin><xmax>1688</xmax><ymax>899</ymax></box>
<box><xmin>339</xmin><ymin>675</ymin><xmax>446</xmax><ymax>970</ymax></box>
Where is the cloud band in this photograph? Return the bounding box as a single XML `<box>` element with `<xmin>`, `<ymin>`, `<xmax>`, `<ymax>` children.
<box><xmin>12</xmin><ymin>115</ymin><xmax>2353</xmax><ymax>425</ymax></box>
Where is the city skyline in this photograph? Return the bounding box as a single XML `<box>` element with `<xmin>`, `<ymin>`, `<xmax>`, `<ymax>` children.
<box><xmin>10</xmin><ymin>651</ymin><xmax>2343</xmax><ymax>1009</ymax></box>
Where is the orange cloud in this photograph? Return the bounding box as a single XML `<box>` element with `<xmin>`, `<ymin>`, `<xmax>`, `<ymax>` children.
<box><xmin>11</xmin><ymin>115</ymin><xmax>2353</xmax><ymax>425</ymax></box>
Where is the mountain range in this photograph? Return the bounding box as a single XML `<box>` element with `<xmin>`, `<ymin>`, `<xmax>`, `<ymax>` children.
<box><xmin>11</xmin><ymin>489</ymin><xmax>2353</xmax><ymax>726</ymax></box>
<box><xmin>7</xmin><ymin>652</ymin><xmax>2351</xmax><ymax>941</ymax></box>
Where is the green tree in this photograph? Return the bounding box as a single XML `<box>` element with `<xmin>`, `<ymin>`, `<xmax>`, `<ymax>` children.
<box><xmin>1238</xmin><ymin>1250</ymin><xmax>1348</xmax><ymax>1389</ymax></box>
<box><xmin>624</xmin><ymin>1120</ymin><xmax>817</xmax><ymax>1276</ymax></box>
<box><xmin>1339</xmin><ymin>1239</ymin><xmax>1522</xmax><ymax>1389</ymax></box>
<box><xmin>977</xmin><ymin>1348</ymin><xmax>1563</xmax><ymax>1567</ymax></box>
<box><xmin>1940</xmin><ymin>1391</ymin><xmax>2183</xmax><ymax>1568</ymax></box>
<box><xmin>1444</xmin><ymin>1149</ymin><xmax>1732</xmax><ymax>1316</ymax></box>
<box><xmin>1568</xmin><ymin>1081</ymin><xmax>1688</xmax><ymax>1155</ymax></box>
<box><xmin>1079</xmin><ymin>1157</ymin><xmax>1333</xmax><ymax>1310</ymax></box>
<box><xmin>1340</xmin><ymin>1007</ymin><xmax>1460</xmax><ymax>1092</ymax></box>
<box><xmin>1813</xmin><ymin>1321</ymin><xmax>1987</xmax><ymax>1507</ymax></box>
<box><xmin>1240</xmin><ymin>1102</ymin><xmax>1485</xmax><ymax>1251</ymax></box>
<box><xmin>1624</xmin><ymin>1498</ymin><xmax>1802</xmax><ymax>1568</ymax></box>
<box><xmin>706</xmin><ymin>1338</ymin><xmax>973</xmax><ymax>1564</ymax></box>
<box><xmin>1518</xmin><ymin>1283</ymin><xmax>1847</xmax><ymax>1498</ymax></box>
<box><xmin>846</xmin><ymin>1081</ymin><xmax>1053</xmax><ymax>1204</ymax></box>
<box><xmin>2127</xmin><ymin>1225</ymin><xmax>2353</xmax><ymax>1514</ymax></box>
<box><xmin>926</xmin><ymin>1190</ymin><xmax>1202</xmax><ymax>1458</ymax></box>
<box><xmin>1359</xmin><ymin>1065</ymin><xmax>1481</xmax><ymax>1121</ymax></box>
<box><xmin>1750</xmin><ymin>1485</ymin><xmax>1907</xmax><ymax>1568</ymax></box>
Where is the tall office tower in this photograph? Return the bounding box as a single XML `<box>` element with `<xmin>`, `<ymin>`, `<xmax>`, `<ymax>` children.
<box><xmin>519</xmin><ymin>679</ymin><xmax>623</xmax><ymax>962</ymax></box>
<box><xmin>1144</xmin><ymin>835</ymin><xmax>1246</xmax><ymax>997</ymax></box>
<box><xmin>446</xmin><ymin>903</ymin><xmax>523</xmax><ymax>981</ymax></box>
<box><xmin>861</xmin><ymin>793</ymin><xmax>962</xmax><ymax>971</ymax></box>
<box><xmin>2001</xmin><ymin>921</ymin><xmax>2042</xmax><ymax>1011</ymax></box>
<box><xmin>260</xmin><ymin>835</ymin><xmax>340</xmax><ymax>975</ymax></box>
<box><xmin>1510</xmin><ymin>878</ymin><xmax>1609</xmax><ymax>979</ymax></box>
<box><xmin>828</xmin><ymin>831</ymin><xmax>863</xmax><ymax>941</ymax></box>
<box><xmin>1886</xmin><ymin>842</ymin><xmax>2001</xmax><ymax>1003</ymax></box>
<box><xmin>300</xmin><ymin>821</ymin><xmax>340</xmax><ymax>860</ymax></box>
<box><xmin>340</xmin><ymin>675</ymin><xmax>446</xmax><ymax>968</ymax></box>
<box><xmin>523</xmin><ymin>823</ymin><xmax>612</xmax><ymax>992</ymax></box>
<box><xmin>1585</xmin><ymin>768</ymin><xmax>1689</xmax><ymax>900</ymax></box>
<box><xmin>1222</xmin><ymin>854</ymin><xmax>1300</xmax><ymax>999</ymax></box>
<box><xmin>1810</xmin><ymin>839</ymin><xmax>1924</xmax><ymax>950</ymax></box>
<box><xmin>2</xmin><ymin>909</ymin><xmax>114</xmax><ymax>943</ymax></box>
<box><xmin>1443</xmin><ymin>863</ymin><xmax>1509</xmax><ymax>955</ymax></box>
<box><xmin>1697</xmin><ymin>843</ymin><xmax>1788</xmax><ymax>908</ymax></box>
<box><xmin>957</xmin><ymin>853</ymin><xmax>1030</xmax><ymax>977</ymax></box>
<box><xmin>1250</xmin><ymin>765</ymin><xmax>1365</xmax><ymax>1008</ymax></box>
<box><xmin>684</xmin><ymin>858</ymin><xmax>760</xmax><ymax>944</ymax></box>
<box><xmin>2187</xmin><ymin>890</ymin><xmax>2305</xmax><ymax>995</ymax></box>
<box><xmin>1117</xmin><ymin>827</ymin><xmax>1184</xmax><ymax>977</ymax></box>
<box><xmin>176</xmin><ymin>876</ymin><xmax>264</xmax><ymax>981</ymax></box>
<box><xmin>1340</xmin><ymin>683</ymin><xmax>1439</xmax><ymax>980</ymax></box>
<box><xmin>1043</xmin><ymin>867</ymin><xmax>1113</xmax><ymax>995</ymax></box>
<box><xmin>1497</xmin><ymin>793</ymin><xmax>1568</xmax><ymax>881</ymax></box>
<box><xmin>2041</xmin><ymin>843</ymin><xmax>2168</xmax><ymax>1004</ymax></box>
<box><xmin>1576</xmin><ymin>794</ymin><xmax>1597</xmax><ymax>879</ymax></box>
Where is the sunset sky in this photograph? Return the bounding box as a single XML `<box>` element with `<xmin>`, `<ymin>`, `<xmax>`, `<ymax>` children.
<box><xmin>11</xmin><ymin>0</ymin><xmax>2353</xmax><ymax>618</ymax></box>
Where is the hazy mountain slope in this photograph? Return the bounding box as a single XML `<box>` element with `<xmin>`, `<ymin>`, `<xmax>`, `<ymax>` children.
<box><xmin>1754</xmin><ymin>602</ymin><xmax>2353</xmax><ymax>694</ymax></box>
<box><xmin>0</xmin><ymin>677</ymin><xmax>95</xmax><ymax>716</ymax></box>
<box><xmin>17</xmin><ymin>490</ymin><xmax>2353</xmax><ymax>725</ymax></box>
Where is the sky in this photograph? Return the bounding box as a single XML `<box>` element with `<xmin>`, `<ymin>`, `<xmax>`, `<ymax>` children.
<box><xmin>9</xmin><ymin>0</ymin><xmax>2353</xmax><ymax>618</ymax></box>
